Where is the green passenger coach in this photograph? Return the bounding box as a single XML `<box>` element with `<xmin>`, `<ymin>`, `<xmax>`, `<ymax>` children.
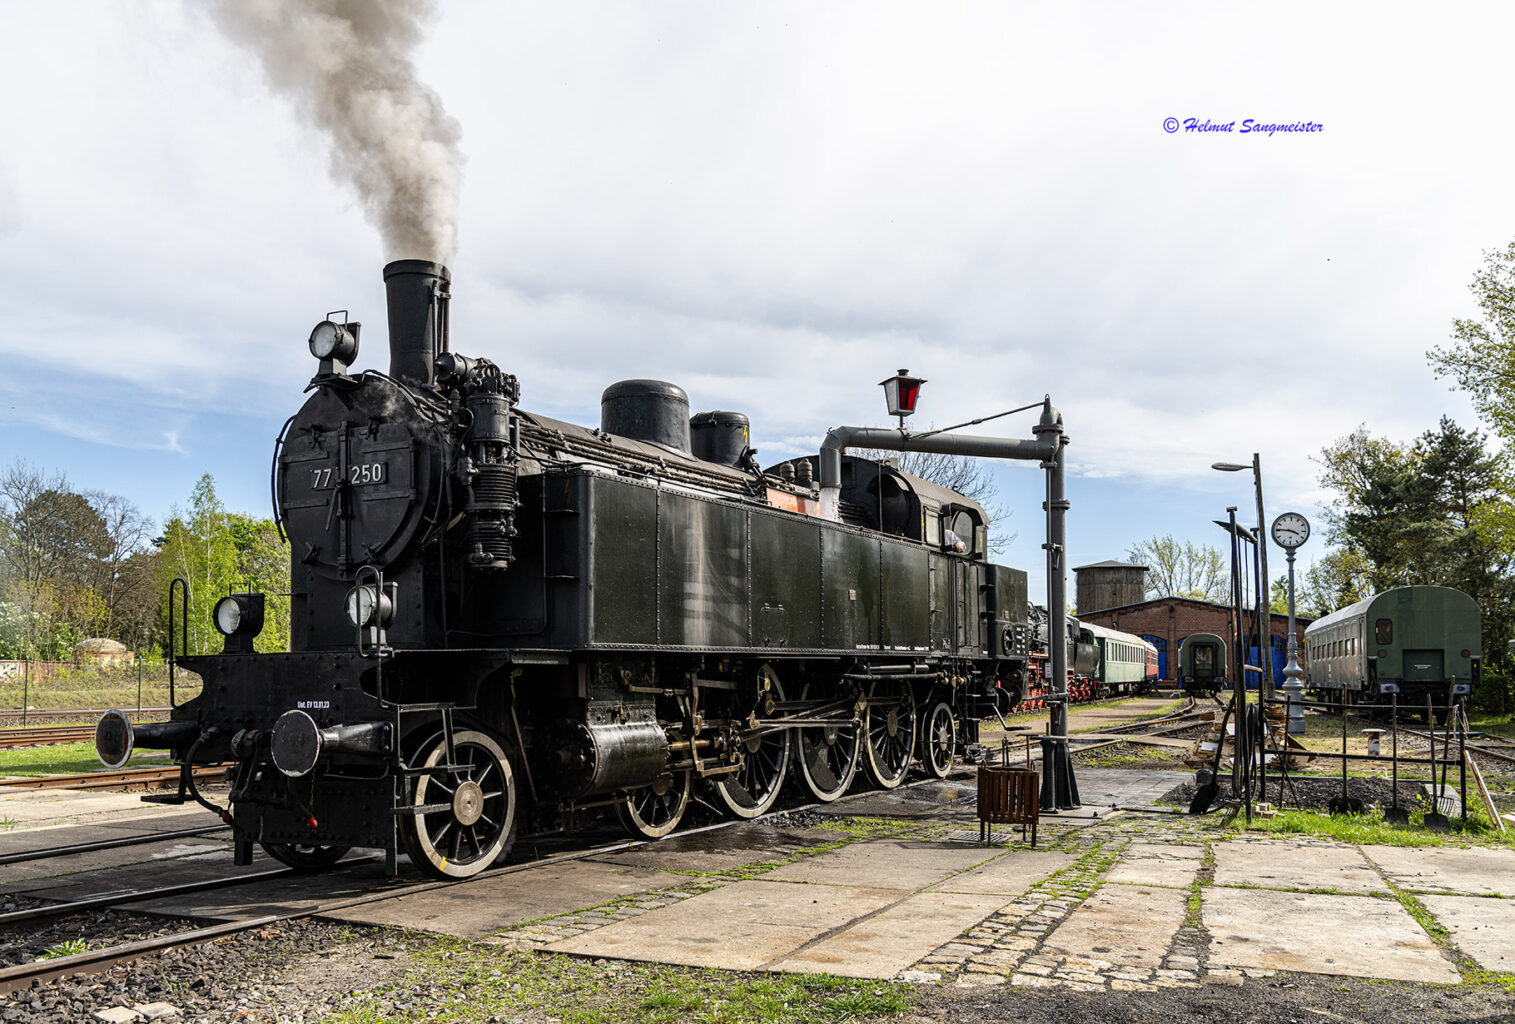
<box><xmin>1304</xmin><ymin>585</ymin><xmax>1479</xmax><ymax>716</ymax></box>
<box><xmin>1177</xmin><ymin>632</ymin><xmax>1228</xmax><ymax>697</ymax></box>
<box><xmin>1081</xmin><ymin>622</ymin><xmax>1155</xmax><ymax>695</ymax></box>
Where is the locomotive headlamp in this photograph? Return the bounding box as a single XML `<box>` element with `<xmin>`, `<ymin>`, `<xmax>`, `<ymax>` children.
<box><xmin>214</xmin><ymin>594</ymin><xmax>264</xmax><ymax>637</ymax></box>
<box><xmin>880</xmin><ymin>369</ymin><xmax>926</xmax><ymax>422</ymax></box>
<box><xmin>345</xmin><ymin>584</ymin><xmax>394</xmax><ymax>628</ymax></box>
<box><xmin>213</xmin><ymin>594</ymin><xmax>265</xmax><ymax>653</ymax></box>
<box><xmin>308</xmin><ymin>315</ymin><xmax>360</xmax><ymax>375</ymax></box>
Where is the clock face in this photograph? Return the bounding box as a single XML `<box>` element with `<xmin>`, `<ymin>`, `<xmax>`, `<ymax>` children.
<box><xmin>1271</xmin><ymin>512</ymin><xmax>1311</xmax><ymax>549</ymax></box>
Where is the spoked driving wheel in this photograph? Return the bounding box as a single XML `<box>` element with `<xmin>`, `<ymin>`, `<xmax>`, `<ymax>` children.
<box><xmin>863</xmin><ymin>680</ymin><xmax>918</xmax><ymax>789</ymax></box>
<box><xmin>793</xmin><ymin>682</ymin><xmax>861</xmax><ymax>803</ymax></box>
<box><xmin>399</xmin><ymin>730</ymin><xmax>517</xmax><ymax>880</ymax></box>
<box><xmin>616</xmin><ymin>770</ymin><xmax>693</xmax><ymax>839</ymax></box>
<box><xmin>712</xmin><ymin>667</ymin><xmax>790</xmax><ymax>819</ymax></box>
<box><xmin>260</xmin><ymin>842</ymin><xmax>351</xmax><ymax>872</ymax></box>
<box><xmin>921</xmin><ymin>701</ymin><xmax>956</xmax><ymax>779</ymax></box>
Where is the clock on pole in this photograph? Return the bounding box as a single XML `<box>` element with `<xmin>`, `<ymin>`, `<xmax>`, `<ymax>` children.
<box><xmin>1271</xmin><ymin>511</ymin><xmax>1311</xmax><ymax>733</ymax></box>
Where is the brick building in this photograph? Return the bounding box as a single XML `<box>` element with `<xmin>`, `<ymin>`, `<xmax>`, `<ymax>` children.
<box><xmin>1076</xmin><ymin>597</ymin><xmax>1312</xmax><ymax>685</ymax></box>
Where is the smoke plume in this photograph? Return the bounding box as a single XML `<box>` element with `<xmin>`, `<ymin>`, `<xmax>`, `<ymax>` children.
<box><xmin>207</xmin><ymin>0</ymin><xmax>462</xmax><ymax>263</ymax></box>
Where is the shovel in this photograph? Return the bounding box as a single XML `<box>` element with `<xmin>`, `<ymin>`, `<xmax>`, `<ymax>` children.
<box><xmin>1188</xmin><ymin>701</ymin><xmax>1234</xmax><ymax>814</ymax></box>
<box><xmin>1384</xmin><ymin>693</ymin><xmax>1410</xmax><ymax>825</ymax></box>
<box><xmin>1424</xmin><ymin>696</ymin><xmax>1451</xmax><ymax>832</ymax></box>
<box><xmin>1328</xmin><ymin>698</ymin><xmax>1363</xmax><ymax>815</ymax></box>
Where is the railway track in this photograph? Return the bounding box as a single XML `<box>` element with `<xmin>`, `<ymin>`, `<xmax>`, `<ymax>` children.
<box><xmin>0</xmin><ymin>765</ymin><xmax>224</xmax><ymax>792</ymax></box>
<box><xmin>1401</xmin><ymin>726</ymin><xmax>1515</xmax><ymax>769</ymax></box>
<box><xmin>0</xmin><ymin>824</ymin><xmax>232</xmax><ymax>866</ymax></box>
<box><xmin>0</xmin><ymin>724</ymin><xmax>97</xmax><ymax>748</ymax></box>
<box><xmin>0</xmin><ymin>707</ymin><xmax>171</xmax><ymax>725</ymax></box>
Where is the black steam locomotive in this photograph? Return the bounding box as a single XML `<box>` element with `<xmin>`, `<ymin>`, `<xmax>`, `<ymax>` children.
<box><xmin>97</xmin><ymin>261</ymin><xmax>1030</xmax><ymax>879</ymax></box>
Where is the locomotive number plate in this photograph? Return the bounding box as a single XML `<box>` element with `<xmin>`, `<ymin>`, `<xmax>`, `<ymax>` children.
<box><xmin>311</xmin><ymin>462</ymin><xmax>387</xmax><ymax>489</ymax></box>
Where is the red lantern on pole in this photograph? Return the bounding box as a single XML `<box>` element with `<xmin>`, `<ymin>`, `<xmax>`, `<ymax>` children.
<box><xmin>880</xmin><ymin>369</ymin><xmax>925</xmax><ymax>426</ymax></box>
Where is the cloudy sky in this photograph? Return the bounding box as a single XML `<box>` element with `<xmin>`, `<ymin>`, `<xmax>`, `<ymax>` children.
<box><xmin>1</xmin><ymin>1</ymin><xmax>1509</xmax><ymax>603</ymax></box>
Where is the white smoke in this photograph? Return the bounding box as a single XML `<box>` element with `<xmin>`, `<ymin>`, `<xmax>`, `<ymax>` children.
<box><xmin>206</xmin><ymin>0</ymin><xmax>462</xmax><ymax>263</ymax></box>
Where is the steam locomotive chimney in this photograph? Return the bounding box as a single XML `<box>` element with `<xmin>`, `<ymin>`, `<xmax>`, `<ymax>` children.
<box><xmin>383</xmin><ymin>259</ymin><xmax>450</xmax><ymax>387</ymax></box>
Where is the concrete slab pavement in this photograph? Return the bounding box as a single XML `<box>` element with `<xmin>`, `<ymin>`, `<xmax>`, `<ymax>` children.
<box><xmin>1204</xmin><ymin>886</ymin><xmax>1459</xmax><ymax>983</ymax></box>
<box><xmin>764</xmin><ymin>838</ymin><xmax>994</xmax><ymax>890</ymax></box>
<box><xmin>1212</xmin><ymin>841</ymin><xmax>1387</xmax><ymax>894</ymax></box>
<box><xmin>1041</xmin><ymin>882</ymin><xmax>1189</xmax><ymax>968</ymax></box>
<box><xmin>327</xmin><ymin>859</ymin><xmax>684</xmax><ymax>938</ymax></box>
<box><xmin>546</xmin><ymin>879</ymin><xmax>902</xmax><ymax>970</ymax></box>
<box><xmin>769</xmin><ymin>890</ymin><xmax>1011</xmax><ymax>978</ymax></box>
<box><xmin>1362</xmin><ymin>844</ymin><xmax>1515</xmax><ymax>896</ymax></box>
<box><xmin>1418</xmin><ymin>894</ymin><xmax>1515</xmax><ymax>973</ymax></box>
<box><xmin>1106</xmin><ymin>842</ymin><xmax>1204</xmax><ymax>888</ymax></box>
<box><xmin>928</xmin><ymin>849</ymin><xmax>1075</xmax><ymax>896</ymax></box>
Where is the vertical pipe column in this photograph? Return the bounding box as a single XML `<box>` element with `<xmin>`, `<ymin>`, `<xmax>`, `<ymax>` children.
<box><xmin>1253</xmin><ymin>454</ymin><xmax>1272</xmax><ymax>701</ymax></box>
<box><xmin>1037</xmin><ymin>400</ymin><xmax>1079</xmax><ymax>811</ymax></box>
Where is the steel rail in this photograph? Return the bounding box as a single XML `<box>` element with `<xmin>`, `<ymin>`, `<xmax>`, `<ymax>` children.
<box><xmin>0</xmin><ymin>765</ymin><xmax>224</xmax><ymax>792</ymax></box>
<box><xmin>0</xmin><ymin>726</ymin><xmax>97</xmax><ymax>748</ymax></box>
<box><xmin>0</xmin><ymin>864</ymin><xmax>298</xmax><ymax>927</ymax></box>
<box><xmin>0</xmin><ymin>824</ymin><xmax>231</xmax><ymax>867</ymax></box>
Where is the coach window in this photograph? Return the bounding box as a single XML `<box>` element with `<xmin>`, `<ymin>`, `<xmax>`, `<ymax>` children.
<box><xmin>1375</xmin><ymin>618</ymin><xmax>1393</xmax><ymax>645</ymax></box>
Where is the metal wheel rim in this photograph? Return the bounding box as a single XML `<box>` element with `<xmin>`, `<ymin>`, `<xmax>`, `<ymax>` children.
<box><xmin>863</xmin><ymin>681</ymin><xmax>917</xmax><ymax>789</ymax></box>
<box><xmin>404</xmin><ymin>730</ymin><xmax>515</xmax><ymax>878</ymax></box>
<box><xmin>795</xmin><ymin>683</ymin><xmax>860</xmax><ymax>802</ymax></box>
<box><xmin>617</xmin><ymin>770</ymin><xmax>693</xmax><ymax>839</ymax></box>
<box><xmin>922</xmin><ymin>701</ymin><xmax>956</xmax><ymax>778</ymax></box>
<box><xmin>714</xmin><ymin>669</ymin><xmax>790</xmax><ymax>819</ymax></box>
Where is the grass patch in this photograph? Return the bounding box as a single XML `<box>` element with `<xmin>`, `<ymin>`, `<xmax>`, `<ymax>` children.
<box><xmin>1073</xmin><ymin>741</ymin><xmax>1182</xmax><ymax>770</ymax></box>
<box><xmin>39</xmin><ymin>939</ymin><xmax>89</xmax><ymax>959</ymax></box>
<box><xmin>1184</xmin><ymin>879</ymin><xmax>1203</xmax><ymax>928</ymax></box>
<box><xmin>0</xmin><ymin>740</ymin><xmax>168</xmax><ymax>776</ymax></box>
<box><xmin>1465</xmin><ymin>711</ymin><xmax>1515</xmax><ymax>741</ymax></box>
<box><xmin>329</xmin><ymin>939</ymin><xmax>914</xmax><ymax>1024</ymax></box>
<box><xmin>1223</xmin><ymin>806</ymin><xmax>1515</xmax><ymax>849</ymax></box>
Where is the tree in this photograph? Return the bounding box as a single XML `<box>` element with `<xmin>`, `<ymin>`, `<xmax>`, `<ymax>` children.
<box><xmin>1295</xmin><ymin>547</ymin><xmax>1373</xmax><ymax>618</ymax></box>
<box><xmin>156</xmin><ymin>475</ymin><xmax>240</xmax><ymax>657</ymax></box>
<box><xmin>1429</xmin><ymin>241</ymin><xmax>1515</xmax><ymax>444</ymax></box>
<box><xmin>155</xmin><ymin>476</ymin><xmax>291</xmax><ymax>656</ymax></box>
<box><xmin>0</xmin><ymin>461</ymin><xmax>154</xmax><ymax>658</ymax></box>
<box><xmin>1125</xmin><ymin>535</ymin><xmax>1227</xmax><ymax>602</ymax></box>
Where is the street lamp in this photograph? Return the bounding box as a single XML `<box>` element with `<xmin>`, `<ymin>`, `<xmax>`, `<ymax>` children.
<box><xmin>1213</xmin><ymin>456</ymin><xmax>1272</xmax><ymax>701</ymax></box>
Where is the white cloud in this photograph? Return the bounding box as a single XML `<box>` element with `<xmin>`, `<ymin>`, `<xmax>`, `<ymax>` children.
<box><xmin>0</xmin><ymin>0</ymin><xmax>1508</xmax><ymax>545</ymax></box>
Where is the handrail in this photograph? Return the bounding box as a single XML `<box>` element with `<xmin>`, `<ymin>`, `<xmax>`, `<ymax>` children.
<box><xmin>167</xmin><ymin>577</ymin><xmax>190</xmax><ymax>708</ymax></box>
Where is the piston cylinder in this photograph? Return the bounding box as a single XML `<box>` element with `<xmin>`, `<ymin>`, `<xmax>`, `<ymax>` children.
<box><xmin>548</xmin><ymin>718</ymin><xmax>670</xmax><ymax>798</ymax></box>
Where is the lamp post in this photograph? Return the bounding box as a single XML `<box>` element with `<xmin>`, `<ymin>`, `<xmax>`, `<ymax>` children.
<box><xmin>1213</xmin><ymin>455</ymin><xmax>1272</xmax><ymax>701</ymax></box>
<box><xmin>1278</xmin><ymin>529</ymin><xmax>1307</xmax><ymax>734</ymax></box>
